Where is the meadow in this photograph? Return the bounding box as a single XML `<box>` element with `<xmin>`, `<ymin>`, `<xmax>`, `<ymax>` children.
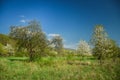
<box><xmin>0</xmin><ymin>55</ymin><xmax>120</xmax><ymax>80</ymax></box>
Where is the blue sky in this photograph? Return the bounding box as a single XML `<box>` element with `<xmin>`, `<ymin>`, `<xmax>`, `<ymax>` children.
<box><xmin>0</xmin><ymin>0</ymin><xmax>120</xmax><ymax>49</ymax></box>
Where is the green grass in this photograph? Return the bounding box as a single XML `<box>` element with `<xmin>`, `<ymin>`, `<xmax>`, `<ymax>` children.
<box><xmin>0</xmin><ymin>56</ymin><xmax>120</xmax><ymax>80</ymax></box>
<box><xmin>0</xmin><ymin>56</ymin><xmax>29</xmax><ymax>61</ymax></box>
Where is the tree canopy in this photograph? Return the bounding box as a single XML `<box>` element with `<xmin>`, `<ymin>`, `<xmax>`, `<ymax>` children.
<box><xmin>50</xmin><ymin>35</ymin><xmax>63</xmax><ymax>54</ymax></box>
<box><xmin>91</xmin><ymin>25</ymin><xmax>120</xmax><ymax>63</ymax></box>
<box><xmin>9</xmin><ymin>20</ymin><xmax>47</xmax><ymax>61</ymax></box>
<box><xmin>77</xmin><ymin>40</ymin><xmax>91</xmax><ymax>55</ymax></box>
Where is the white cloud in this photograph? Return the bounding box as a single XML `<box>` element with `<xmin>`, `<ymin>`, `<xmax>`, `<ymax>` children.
<box><xmin>20</xmin><ymin>19</ymin><xmax>26</xmax><ymax>23</ymax></box>
<box><xmin>64</xmin><ymin>43</ymin><xmax>78</xmax><ymax>49</ymax></box>
<box><xmin>48</xmin><ymin>33</ymin><xmax>60</xmax><ymax>37</ymax></box>
<box><xmin>19</xmin><ymin>15</ymin><xmax>30</xmax><ymax>23</ymax></box>
<box><xmin>20</xmin><ymin>19</ymin><xmax>30</xmax><ymax>23</ymax></box>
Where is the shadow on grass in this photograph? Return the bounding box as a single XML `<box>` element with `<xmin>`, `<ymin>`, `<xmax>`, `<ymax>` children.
<box><xmin>87</xmin><ymin>57</ymin><xmax>96</xmax><ymax>60</ymax></box>
<box><xmin>7</xmin><ymin>57</ymin><xmax>29</xmax><ymax>61</ymax></box>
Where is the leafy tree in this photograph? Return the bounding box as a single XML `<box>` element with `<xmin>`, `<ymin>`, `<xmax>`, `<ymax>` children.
<box><xmin>9</xmin><ymin>20</ymin><xmax>47</xmax><ymax>61</ymax></box>
<box><xmin>105</xmin><ymin>39</ymin><xmax>120</xmax><ymax>59</ymax></box>
<box><xmin>91</xmin><ymin>25</ymin><xmax>108</xmax><ymax>62</ymax></box>
<box><xmin>91</xmin><ymin>25</ymin><xmax>120</xmax><ymax>63</ymax></box>
<box><xmin>50</xmin><ymin>35</ymin><xmax>63</xmax><ymax>54</ymax></box>
<box><xmin>77</xmin><ymin>40</ymin><xmax>91</xmax><ymax>55</ymax></box>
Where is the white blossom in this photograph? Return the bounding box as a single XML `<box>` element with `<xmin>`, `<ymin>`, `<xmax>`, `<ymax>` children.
<box><xmin>77</xmin><ymin>40</ymin><xmax>91</xmax><ymax>55</ymax></box>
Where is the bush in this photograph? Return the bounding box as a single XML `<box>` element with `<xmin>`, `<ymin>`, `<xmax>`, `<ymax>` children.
<box><xmin>15</xmin><ymin>51</ymin><xmax>28</xmax><ymax>57</ymax></box>
<box><xmin>0</xmin><ymin>43</ymin><xmax>9</xmax><ymax>56</ymax></box>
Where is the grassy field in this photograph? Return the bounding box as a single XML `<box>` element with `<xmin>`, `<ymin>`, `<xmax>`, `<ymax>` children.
<box><xmin>0</xmin><ymin>56</ymin><xmax>120</xmax><ymax>80</ymax></box>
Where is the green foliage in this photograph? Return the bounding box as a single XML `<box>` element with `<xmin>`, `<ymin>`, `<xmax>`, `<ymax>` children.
<box><xmin>15</xmin><ymin>51</ymin><xmax>28</xmax><ymax>57</ymax></box>
<box><xmin>0</xmin><ymin>34</ymin><xmax>16</xmax><ymax>56</ymax></box>
<box><xmin>0</xmin><ymin>43</ymin><xmax>10</xmax><ymax>56</ymax></box>
<box><xmin>45</xmin><ymin>49</ymin><xmax>58</xmax><ymax>57</ymax></box>
<box><xmin>91</xmin><ymin>25</ymin><xmax>107</xmax><ymax>61</ymax></box>
<box><xmin>0</xmin><ymin>34</ymin><xmax>10</xmax><ymax>45</ymax></box>
<box><xmin>91</xmin><ymin>25</ymin><xmax>120</xmax><ymax>63</ymax></box>
<box><xmin>9</xmin><ymin>20</ymin><xmax>48</xmax><ymax>61</ymax></box>
<box><xmin>1</xmin><ymin>20</ymin><xmax>120</xmax><ymax>80</ymax></box>
<box><xmin>3</xmin><ymin>44</ymin><xmax>15</xmax><ymax>56</ymax></box>
<box><xmin>0</xmin><ymin>43</ymin><xmax>4</xmax><ymax>56</ymax></box>
<box><xmin>50</xmin><ymin>35</ymin><xmax>63</xmax><ymax>54</ymax></box>
<box><xmin>0</xmin><ymin>34</ymin><xmax>16</xmax><ymax>47</ymax></box>
<box><xmin>104</xmin><ymin>39</ymin><xmax>120</xmax><ymax>59</ymax></box>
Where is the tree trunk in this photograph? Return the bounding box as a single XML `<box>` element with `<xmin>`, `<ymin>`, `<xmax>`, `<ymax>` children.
<box><xmin>29</xmin><ymin>49</ymin><xmax>34</xmax><ymax>61</ymax></box>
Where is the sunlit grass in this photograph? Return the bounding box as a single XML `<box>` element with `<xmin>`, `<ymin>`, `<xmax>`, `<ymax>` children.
<box><xmin>0</xmin><ymin>56</ymin><xmax>119</xmax><ymax>80</ymax></box>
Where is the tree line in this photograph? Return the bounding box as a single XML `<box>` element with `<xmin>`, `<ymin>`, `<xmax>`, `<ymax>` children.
<box><xmin>0</xmin><ymin>20</ymin><xmax>120</xmax><ymax>62</ymax></box>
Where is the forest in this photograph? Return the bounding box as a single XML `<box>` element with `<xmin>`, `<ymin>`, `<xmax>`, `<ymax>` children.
<box><xmin>0</xmin><ymin>20</ymin><xmax>120</xmax><ymax>80</ymax></box>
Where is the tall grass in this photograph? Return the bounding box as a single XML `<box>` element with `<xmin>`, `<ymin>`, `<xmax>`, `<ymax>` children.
<box><xmin>0</xmin><ymin>57</ymin><xmax>120</xmax><ymax>80</ymax></box>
